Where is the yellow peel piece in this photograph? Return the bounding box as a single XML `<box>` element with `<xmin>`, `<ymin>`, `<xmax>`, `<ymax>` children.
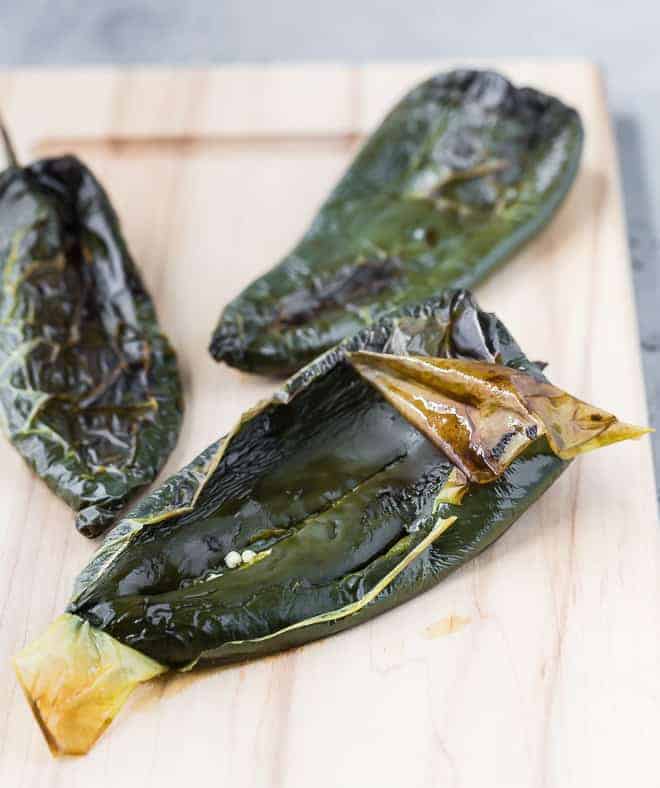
<box><xmin>435</xmin><ymin>467</ymin><xmax>470</xmax><ymax>507</ymax></box>
<box><xmin>349</xmin><ymin>352</ymin><xmax>651</xmax><ymax>481</ymax></box>
<box><xmin>13</xmin><ymin>613</ymin><xmax>167</xmax><ymax>755</ymax></box>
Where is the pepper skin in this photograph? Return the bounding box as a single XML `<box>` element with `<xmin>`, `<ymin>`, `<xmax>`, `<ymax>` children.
<box><xmin>71</xmin><ymin>291</ymin><xmax>574</xmax><ymax>666</ymax></box>
<box><xmin>0</xmin><ymin>135</ymin><xmax>183</xmax><ymax>536</ymax></box>
<box><xmin>15</xmin><ymin>290</ymin><xmax>647</xmax><ymax>755</ymax></box>
<box><xmin>210</xmin><ymin>69</ymin><xmax>583</xmax><ymax>376</ymax></box>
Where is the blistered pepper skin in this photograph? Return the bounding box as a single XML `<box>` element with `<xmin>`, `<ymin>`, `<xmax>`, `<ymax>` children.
<box><xmin>0</xmin><ymin>154</ymin><xmax>183</xmax><ymax>536</ymax></box>
<box><xmin>210</xmin><ymin>69</ymin><xmax>583</xmax><ymax>376</ymax></box>
<box><xmin>70</xmin><ymin>291</ymin><xmax>567</xmax><ymax>667</ymax></box>
<box><xmin>16</xmin><ymin>287</ymin><xmax>648</xmax><ymax>757</ymax></box>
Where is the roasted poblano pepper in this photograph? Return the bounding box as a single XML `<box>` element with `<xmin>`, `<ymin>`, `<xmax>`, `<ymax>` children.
<box><xmin>210</xmin><ymin>69</ymin><xmax>584</xmax><ymax>375</ymax></box>
<box><xmin>14</xmin><ymin>291</ymin><xmax>647</xmax><ymax>755</ymax></box>
<box><xmin>0</xmin><ymin>123</ymin><xmax>183</xmax><ymax>536</ymax></box>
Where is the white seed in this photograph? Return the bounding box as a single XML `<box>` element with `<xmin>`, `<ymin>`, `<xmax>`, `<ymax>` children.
<box><xmin>224</xmin><ymin>551</ymin><xmax>242</xmax><ymax>569</ymax></box>
<box><xmin>241</xmin><ymin>549</ymin><xmax>257</xmax><ymax>564</ymax></box>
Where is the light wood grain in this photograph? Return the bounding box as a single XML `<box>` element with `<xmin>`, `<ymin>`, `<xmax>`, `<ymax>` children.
<box><xmin>0</xmin><ymin>62</ymin><xmax>657</xmax><ymax>788</ymax></box>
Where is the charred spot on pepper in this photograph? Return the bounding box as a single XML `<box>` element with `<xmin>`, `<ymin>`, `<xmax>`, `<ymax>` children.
<box><xmin>273</xmin><ymin>257</ymin><xmax>403</xmax><ymax>329</ymax></box>
<box><xmin>424</xmin><ymin>227</ymin><xmax>439</xmax><ymax>247</ymax></box>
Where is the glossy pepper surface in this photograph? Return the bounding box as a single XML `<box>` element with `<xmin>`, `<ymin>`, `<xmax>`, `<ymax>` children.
<box><xmin>14</xmin><ymin>290</ymin><xmax>647</xmax><ymax>755</ymax></box>
<box><xmin>0</xmin><ymin>127</ymin><xmax>183</xmax><ymax>536</ymax></box>
<box><xmin>210</xmin><ymin>69</ymin><xmax>584</xmax><ymax>375</ymax></box>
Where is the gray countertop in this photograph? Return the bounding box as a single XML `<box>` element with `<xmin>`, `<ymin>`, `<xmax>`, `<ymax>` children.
<box><xmin>2</xmin><ymin>0</ymin><xmax>658</xmax><ymax>495</ymax></box>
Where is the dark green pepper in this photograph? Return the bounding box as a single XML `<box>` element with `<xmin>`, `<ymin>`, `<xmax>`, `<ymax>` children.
<box><xmin>14</xmin><ymin>290</ymin><xmax>646</xmax><ymax>754</ymax></box>
<box><xmin>0</xmin><ymin>122</ymin><xmax>183</xmax><ymax>536</ymax></box>
<box><xmin>210</xmin><ymin>69</ymin><xmax>583</xmax><ymax>375</ymax></box>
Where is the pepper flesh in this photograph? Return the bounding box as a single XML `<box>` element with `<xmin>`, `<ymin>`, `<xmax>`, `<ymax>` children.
<box><xmin>210</xmin><ymin>69</ymin><xmax>584</xmax><ymax>375</ymax></box>
<box><xmin>14</xmin><ymin>290</ymin><xmax>647</xmax><ymax>754</ymax></box>
<box><xmin>0</xmin><ymin>141</ymin><xmax>183</xmax><ymax>536</ymax></box>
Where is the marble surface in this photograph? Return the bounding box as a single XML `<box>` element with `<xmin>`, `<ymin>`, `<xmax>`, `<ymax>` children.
<box><xmin>1</xmin><ymin>0</ymin><xmax>658</xmax><ymax>495</ymax></box>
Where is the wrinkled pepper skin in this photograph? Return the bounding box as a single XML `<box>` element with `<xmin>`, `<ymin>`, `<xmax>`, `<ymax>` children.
<box><xmin>0</xmin><ymin>154</ymin><xmax>183</xmax><ymax>536</ymax></box>
<box><xmin>210</xmin><ymin>69</ymin><xmax>583</xmax><ymax>376</ymax></box>
<box><xmin>70</xmin><ymin>290</ymin><xmax>567</xmax><ymax>667</ymax></box>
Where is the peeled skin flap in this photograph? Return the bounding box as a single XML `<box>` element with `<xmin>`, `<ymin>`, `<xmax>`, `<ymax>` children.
<box><xmin>349</xmin><ymin>353</ymin><xmax>650</xmax><ymax>486</ymax></box>
<box><xmin>13</xmin><ymin>614</ymin><xmax>167</xmax><ymax>755</ymax></box>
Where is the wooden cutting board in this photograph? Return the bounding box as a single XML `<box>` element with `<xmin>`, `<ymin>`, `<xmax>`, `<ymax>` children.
<box><xmin>0</xmin><ymin>62</ymin><xmax>657</xmax><ymax>788</ymax></box>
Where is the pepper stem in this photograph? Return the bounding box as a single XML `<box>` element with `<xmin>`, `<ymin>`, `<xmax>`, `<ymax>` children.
<box><xmin>0</xmin><ymin>112</ymin><xmax>19</xmax><ymax>168</ymax></box>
